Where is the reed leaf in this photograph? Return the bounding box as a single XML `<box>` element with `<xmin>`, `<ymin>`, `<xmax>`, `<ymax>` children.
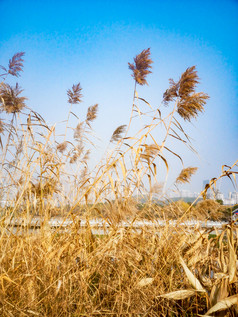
<box><xmin>137</xmin><ymin>277</ymin><xmax>154</xmax><ymax>287</ymax></box>
<box><xmin>159</xmin><ymin>289</ymin><xmax>197</xmax><ymax>300</ymax></box>
<box><xmin>179</xmin><ymin>256</ymin><xmax>206</xmax><ymax>292</ymax></box>
<box><xmin>205</xmin><ymin>295</ymin><xmax>238</xmax><ymax>315</ymax></box>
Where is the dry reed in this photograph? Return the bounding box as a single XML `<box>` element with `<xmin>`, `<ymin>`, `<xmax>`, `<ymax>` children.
<box><xmin>0</xmin><ymin>50</ymin><xmax>237</xmax><ymax>316</ymax></box>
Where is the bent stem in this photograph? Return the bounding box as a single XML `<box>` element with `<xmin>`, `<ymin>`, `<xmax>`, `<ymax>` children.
<box><xmin>179</xmin><ymin>158</ymin><xmax>238</xmax><ymax>223</ymax></box>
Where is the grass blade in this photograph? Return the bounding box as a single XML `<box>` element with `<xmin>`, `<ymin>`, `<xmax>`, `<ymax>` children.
<box><xmin>179</xmin><ymin>256</ymin><xmax>206</xmax><ymax>292</ymax></box>
<box><xmin>206</xmin><ymin>295</ymin><xmax>238</xmax><ymax>315</ymax></box>
<box><xmin>159</xmin><ymin>289</ymin><xmax>197</xmax><ymax>300</ymax></box>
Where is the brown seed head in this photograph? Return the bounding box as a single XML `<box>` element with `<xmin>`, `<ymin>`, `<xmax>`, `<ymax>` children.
<box><xmin>74</xmin><ymin>122</ymin><xmax>84</xmax><ymax>140</ymax></box>
<box><xmin>140</xmin><ymin>144</ymin><xmax>160</xmax><ymax>164</ymax></box>
<box><xmin>57</xmin><ymin>141</ymin><xmax>67</xmax><ymax>153</ymax></box>
<box><xmin>31</xmin><ymin>178</ymin><xmax>59</xmax><ymax>197</ymax></box>
<box><xmin>178</xmin><ymin>66</ymin><xmax>199</xmax><ymax>98</ymax></box>
<box><xmin>144</xmin><ymin>144</ymin><xmax>160</xmax><ymax>157</ymax></box>
<box><xmin>128</xmin><ymin>48</ymin><xmax>153</xmax><ymax>85</ymax></box>
<box><xmin>82</xmin><ymin>149</ymin><xmax>90</xmax><ymax>163</ymax></box>
<box><xmin>69</xmin><ymin>153</ymin><xmax>78</xmax><ymax>164</ymax></box>
<box><xmin>16</xmin><ymin>139</ymin><xmax>23</xmax><ymax>156</ymax></box>
<box><xmin>69</xmin><ymin>144</ymin><xmax>84</xmax><ymax>164</ymax></box>
<box><xmin>163</xmin><ymin>79</ymin><xmax>179</xmax><ymax>105</ymax></box>
<box><xmin>163</xmin><ymin>66</ymin><xmax>209</xmax><ymax>121</ymax></box>
<box><xmin>67</xmin><ymin>83</ymin><xmax>83</xmax><ymax>104</ymax></box>
<box><xmin>8</xmin><ymin>52</ymin><xmax>25</xmax><ymax>77</ymax></box>
<box><xmin>177</xmin><ymin>92</ymin><xmax>209</xmax><ymax>121</ymax></box>
<box><xmin>86</xmin><ymin>104</ymin><xmax>98</xmax><ymax>122</ymax></box>
<box><xmin>0</xmin><ymin>83</ymin><xmax>27</xmax><ymax>113</ymax></box>
<box><xmin>176</xmin><ymin>167</ymin><xmax>198</xmax><ymax>184</ymax></box>
<box><xmin>110</xmin><ymin>125</ymin><xmax>127</xmax><ymax>142</ymax></box>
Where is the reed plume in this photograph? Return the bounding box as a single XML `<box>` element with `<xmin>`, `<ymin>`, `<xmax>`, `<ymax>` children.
<box><xmin>0</xmin><ymin>52</ymin><xmax>25</xmax><ymax>77</ymax></box>
<box><xmin>128</xmin><ymin>48</ymin><xmax>153</xmax><ymax>85</ymax></box>
<box><xmin>57</xmin><ymin>141</ymin><xmax>67</xmax><ymax>153</ymax></box>
<box><xmin>178</xmin><ymin>66</ymin><xmax>199</xmax><ymax>97</ymax></box>
<box><xmin>177</xmin><ymin>92</ymin><xmax>209</xmax><ymax>121</ymax></box>
<box><xmin>74</xmin><ymin>122</ymin><xmax>83</xmax><ymax>140</ymax></box>
<box><xmin>8</xmin><ymin>52</ymin><xmax>25</xmax><ymax>77</ymax></box>
<box><xmin>163</xmin><ymin>79</ymin><xmax>179</xmax><ymax>105</ymax></box>
<box><xmin>110</xmin><ymin>125</ymin><xmax>127</xmax><ymax>142</ymax></box>
<box><xmin>15</xmin><ymin>139</ymin><xmax>23</xmax><ymax>156</ymax></box>
<box><xmin>69</xmin><ymin>153</ymin><xmax>78</xmax><ymax>164</ymax></box>
<box><xmin>29</xmin><ymin>178</ymin><xmax>59</xmax><ymax>198</ymax></box>
<box><xmin>67</xmin><ymin>83</ymin><xmax>83</xmax><ymax>104</ymax></box>
<box><xmin>0</xmin><ymin>83</ymin><xmax>27</xmax><ymax>113</ymax></box>
<box><xmin>69</xmin><ymin>144</ymin><xmax>84</xmax><ymax>164</ymax></box>
<box><xmin>163</xmin><ymin>66</ymin><xmax>209</xmax><ymax>121</ymax></box>
<box><xmin>86</xmin><ymin>104</ymin><xmax>98</xmax><ymax>122</ymax></box>
<box><xmin>140</xmin><ymin>144</ymin><xmax>160</xmax><ymax>163</ymax></box>
<box><xmin>176</xmin><ymin>166</ymin><xmax>198</xmax><ymax>184</ymax></box>
<box><xmin>82</xmin><ymin>149</ymin><xmax>90</xmax><ymax>163</ymax></box>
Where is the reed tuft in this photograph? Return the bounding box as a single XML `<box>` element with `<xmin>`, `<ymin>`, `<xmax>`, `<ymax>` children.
<box><xmin>177</xmin><ymin>91</ymin><xmax>209</xmax><ymax>121</ymax></box>
<box><xmin>67</xmin><ymin>83</ymin><xmax>83</xmax><ymax>104</ymax></box>
<box><xmin>74</xmin><ymin>122</ymin><xmax>83</xmax><ymax>140</ymax></box>
<box><xmin>128</xmin><ymin>48</ymin><xmax>153</xmax><ymax>85</ymax></box>
<box><xmin>176</xmin><ymin>166</ymin><xmax>198</xmax><ymax>184</ymax></box>
<box><xmin>163</xmin><ymin>66</ymin><xmax>209</xmax><ymax>121</ymax></box>
<box><xmin>163</xmin><ymin>78</ymin><xmax>179</xmax><ymax>104</ymax></box>
<box><xmin>86</xmin><ymin>103</ymin><xmax>98</xmax><ymax>122</ymax></box>
<box><xmin>110</xmin><ymin>124</ymin><xmax>127</xmax><ymax>142</ymax></box>
<box><xmin>57</xmin><ymin>141</ymin><xmax>67</xmax><ymax>153</ymax></box>
<box><xmin>0</xmin><ymin>83</ymin><xmax>27</xmax><ymax>113</ymax></box>
<box><xmin>178</xmin><ymin>66</ymin><xmax>199</xmax><ymax>98</ymax></box>
<box><xmin>8</xmin><ymin>52</ymin><xmax>25</xmax><ymax>77</ymax></box>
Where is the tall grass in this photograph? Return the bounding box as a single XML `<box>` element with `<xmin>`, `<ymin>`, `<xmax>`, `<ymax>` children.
<box><xmin>0</xmin><ymin>50</ymin><xmax>237</xmax><ymax>316</ymax></box>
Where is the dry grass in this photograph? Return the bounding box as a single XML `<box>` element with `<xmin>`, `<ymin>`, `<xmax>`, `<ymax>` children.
<box><xmin>0</xmin><ymin>222</ymin><xmax>238</xmax><ymax>316</ymax></box>
<box><xmin>0</xmin><ymin>50</ymin><xmax>237</xmax><ymax>316</ymax></box>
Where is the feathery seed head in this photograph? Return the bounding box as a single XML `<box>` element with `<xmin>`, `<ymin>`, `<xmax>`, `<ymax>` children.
<box><xmin>163</xmin><ymin>79</ymin><xmax>179</xmax><ymax>105</ymax></box>
<box><xmin>128</xmin><ymin>48</ymin><xmax>153</xmax><ymax>85</ymax></box>
<box><xmin>0</xmin><ymin>83</ymin><xmax>27</xmax><ymax>113</ymax></box>
<box><xmin>110</xmin><ymin>125</ymin><xmax>127</xmax><ymax>142</ymax></box>
<box><xmin>176</xmin><ymin>167</ymin><xmax>198</xmax><ymax>184</ymax></box>
<box><xmin>57</xmin><ymin>141</ymin><xmax>67</xmax><ymax>153</ymax></box>
<box><xmin>178</xmin><ymin>66</ymin><xmax>199</xmax><ymax>98</ymax></box>
<box><xmin>74</xmin><ymin>122</ymin><xmax>84</xmax><ymax>140</ymax></box>
<box><xmin>82</xmin><ymin>149</ymin><xmax>90</xmax><ymax>163</ymax></box>
<box><xmin>69</xmin><ymin>144</ymin><xmax>84</xmax><ymax>164</ymax></box>
<box><xmin>163</xmin><ymin>66</ymin><xmax>209</xmax><ymax>121</ymax></box>
<box><xmin>69</xmin><ymin>153</ymin><xmax>78</xmax><ymax>164</ymax></box>
<box><xmin>86</xmin><ymin>104</ymin><xmax>98</xmax><ymax>122</ymax></box>
<box><xmin>177</xmin><ymin>92</ymin><xmax>209</xmax><ymax>121</ymax></box>
<box><xmin>67</xmin><ymin>83</ymin><xmax>83</xmax><ymax>104</ymax></box>
<box><xmin>8</xmin><ymin>52</ymin><xmax>25</xmax><ymax>77</ymax></box>
<box><xmin>16</xmin><ymin>139</ymin><xmax>23</xmax><ymax>156</ymax></box>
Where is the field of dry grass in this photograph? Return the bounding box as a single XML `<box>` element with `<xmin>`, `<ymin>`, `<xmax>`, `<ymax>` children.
<box><xmin>0</xmin><ymin>50</ymin><xmax>238</xmax><ymax>316</ymax></box>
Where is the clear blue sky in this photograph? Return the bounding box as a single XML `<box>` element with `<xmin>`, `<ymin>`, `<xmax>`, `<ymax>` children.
<box><xmin>0</xmin><ymin>0</ymin><xmax>237</xmax><ymax>196</ymax></box>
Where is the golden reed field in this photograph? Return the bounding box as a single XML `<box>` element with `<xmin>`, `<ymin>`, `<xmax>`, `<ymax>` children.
<box><xmin>0</xmin><ymin>50</ymin><xmax>238</xmax><ymax>316</ymax></box>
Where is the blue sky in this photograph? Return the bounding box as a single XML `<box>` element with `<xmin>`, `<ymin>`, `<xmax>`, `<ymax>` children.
<box><xmin>0</xmin><ymin>0</ymin><xmax>237</xmax><ymax>196</ymax></box>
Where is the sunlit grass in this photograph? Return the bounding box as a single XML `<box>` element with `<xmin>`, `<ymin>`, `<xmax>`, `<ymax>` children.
<box><xmin>0</xmin><ymin>50</ymin><xmax>237</xmax><ymax>316</ymax></box>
